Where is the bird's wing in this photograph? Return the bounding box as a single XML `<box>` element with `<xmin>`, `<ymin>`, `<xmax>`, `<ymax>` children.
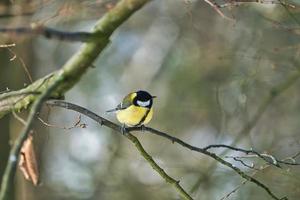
<box><xmin>106</xmin><ymin>93</ymin><xmax>132</xmax><ymax>112</ymax></box>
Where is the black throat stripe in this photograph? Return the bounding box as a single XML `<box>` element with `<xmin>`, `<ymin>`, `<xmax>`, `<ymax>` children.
<box><xmin>135</xmin><ymin>109</ymin><xmax>150</xmax><ymax>126</ymax></box>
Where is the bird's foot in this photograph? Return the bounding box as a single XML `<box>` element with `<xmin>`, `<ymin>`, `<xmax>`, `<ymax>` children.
<box><xmin>121</xmin><ymin>124</ymin><xmax>127</xmax><ymax>135</ymax></box>
<box><xmin>140</xmin><ymin>125</ymin><xmax>146</xmax><ymax>132</ymax></box>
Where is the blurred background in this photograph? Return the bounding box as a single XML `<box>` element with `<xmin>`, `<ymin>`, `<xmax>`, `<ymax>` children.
<box><xmin>0</xmin><ymin>0</ymin><xmax>300</xmax><ymax>199</ymax></box>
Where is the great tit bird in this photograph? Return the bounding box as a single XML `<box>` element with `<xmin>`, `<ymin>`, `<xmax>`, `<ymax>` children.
<box><xmin>107</xmin><ymin>90</ymin><xmax>156</xmax><ymax>127</ymax></box>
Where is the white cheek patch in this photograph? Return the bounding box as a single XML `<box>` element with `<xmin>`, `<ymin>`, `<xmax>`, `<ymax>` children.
<box><xmin>137</xmin><ymin>100</ymin><xmax>150</xmax><ymax>107</ymax></box>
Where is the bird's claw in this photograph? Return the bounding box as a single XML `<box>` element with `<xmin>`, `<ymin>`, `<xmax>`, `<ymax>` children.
<box><xmin>140</xmin><ymin>125</ymin><xmax>146</xmax><ymax>132</ymax></box>
<box><xmin>121</xmin><ymin>124</ymin><xmax>127</xmax><ymax>135</ymax></box>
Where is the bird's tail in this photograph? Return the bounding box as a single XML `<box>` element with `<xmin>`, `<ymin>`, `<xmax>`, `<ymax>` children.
<box><xmin>106</xmin><ymin>108</ymin><xmax>118</xmax><ymax>113</ymax></box>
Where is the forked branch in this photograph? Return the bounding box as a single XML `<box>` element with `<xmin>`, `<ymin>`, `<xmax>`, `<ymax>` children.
<box><xmin>46</xmin><ymin>100</ymin><xmax>289</xmax><ymax>200</ymax></box>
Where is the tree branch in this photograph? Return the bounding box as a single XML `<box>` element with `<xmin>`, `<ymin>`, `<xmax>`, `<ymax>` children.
<box><xmin>46</xmin><ymin>100</ymin><xmax>193</xmax><ymax>200</ymax></box>
<box><xmin>0</xmin><ymin>76</ymin><xmax>64</xmax><ymax>200</ymax></box>
<box><xmin>126</xmin><ymin>134</ymin><xmax>193</xmax><ymax>200</ymax></box>
<box><xmin>0</xmin><ymin>25</ymin><xmax>97</xmax><ymax>42</ymax></box>
<box><xmin>0</xmin><ymin>0</ymin><xmax>152</xmax><ymax>199</ymax></box>
<box><xmin>0</xmin><ymin>0</ymin><xmax>152</xmax><ymax>119</ymax></box>
<box><xmin>190</xmin><ymin>70</ymin><xmax>300</xmax><ymax>194</ymax></box>
<box><xmin>216</xmin><ymin>0</ymin><xmax>296</xmax><ymax>8</ymax></box>
<box><xmin>46</xmin><ymin>100</ymin><xmax>288</xmax><ymax>200</ymax></box>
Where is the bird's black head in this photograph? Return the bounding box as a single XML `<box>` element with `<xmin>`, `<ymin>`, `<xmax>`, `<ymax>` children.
<box><xmin>133</xmin><ymin>90</ymin><xmax>156</xmax><ymax>108</ymax></box>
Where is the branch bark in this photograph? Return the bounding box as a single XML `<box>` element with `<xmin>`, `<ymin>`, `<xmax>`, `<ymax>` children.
<box><xmin>0</xmin><ymin>0</ymin><xmax>152</xmax><ymax>199</ymax></box>
<box><xmin>46</xmin><ymin>100</ymin><xmax>194</xmax><ymax>200</ymax></box>
<box><xmin>46</xmin><ymin>100</ymin><xmax>288</xmax><ymax>200</ymax></box>
<box><xmin>0</xmin><ymin>0</ymin><xmax>152</xmax><ymax>119</ymax></box>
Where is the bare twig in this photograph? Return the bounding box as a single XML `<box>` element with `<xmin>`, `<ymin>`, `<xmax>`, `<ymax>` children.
<box><xmin>6</xmin><ymin>47</ymin><xmax>33</xmax><ymax>83</ymax></box>
<box><xmin>290</xmin><ymin>151</ymin><xmax>300</xmax><ymax>159</ymax></box>
<box><xmin>220</xmin><ymin>164</ymin><xmax>271</xmax><ymax>200</ymax></box>
<box><xmin>204</xmin><ymin>144</ymin><xmax>281</xmax><ymax>167</ymax></box>
<box><xmin>191</xmin><ymin>71</ymin><xmax>300</xmax><ymax>193</ymax></box>
<box><xmin>277</xmin><ymin>151</ymin><xmax>300</xmax><ymax>165</ymax></box>
<box><xmin>227</xmin><ymin>156</ymin><xmax>259</xmax><ymax>170</ymax></box>
<box><xmin>0</xmin><ymin>25</ymin><xmax>96</xmax><ymax>42</ymax></box>
<box><xmin>0</xmin><ymin>43</ymin><xmax>16</xmax><ymax>48</ymax></box>
<box><xmin>38</xmin><ymin>115</ymin><xmax>87</xmax><ymax>130</ymax></box>
<box><xmin>46</xmin><ymin>100</ymin><xmax>193</xmax><ymax>200</ymax></box>
<box><xmin>217</xmin><ymin>0</ymin><xmax>296</xmax><ymax>8</ymax></box>
<box><xmin>0</xmin><ymin>1</ymin><xmax>153</xmax><ymax>199</ymax></box>
<box><xmin>202</xmin><ymin>0</ymin><xmax>297</xmax><ymax>20</ymax></box>
<box><xmin>12</xmin><ymin>111</ymin><xmax>27</xmax><ymax>126</ymax></box>
<box><xmin>0</xmin><ymin>0</ymin><xmax>152</xmax><ymax>120</ymax></box>
<box><xmin>203</xmin><ymin>0</ymin><xmax>235</xmax><ymax>21</ymax></box>
<box><xmin>220</xmin><ymin>179</ymin><xmax>248</xmax><ymax>200</ymax></box>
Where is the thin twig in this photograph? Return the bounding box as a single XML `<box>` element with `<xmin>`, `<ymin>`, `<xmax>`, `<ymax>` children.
<box><xmin>217</xmin><ymin>0</ymin><xmax>296</xmax><ymax>8</ymax></box>
<box><xmin>204</xmin><ymin>144</ymin><xmax>282</xmax><ymax>167</ymax></box>
<box><xmin>220</xmin><ymin>164</ymin><xmax>271</xmax><ymax>200</ymax></box>
<box><xmin>220</xmin><ymin>179</ymin><xmax>248</xmax><ymax>200</ymax></box>
<box><xmin>6</xmin><ymin>47</ymin><xmax>33</xmax><ymax>83</ymax></box>
<box><xmin>203</xmin><ymin>0</ymin><xmax>235</xmax><ymax>21</ymax></box>
<box><xmin>37</xmin><ymin>115</ymin><xmax>87</xmax><ymax>130</ymax></box>
<box><xmin>291</xmin><ymin>151</ymin><xmax>300</xmax><ymax>159</ymax></box>
<box><xmin>12</xmin><ymin>111</ymin><xmax>27</xmax><ymax>126</ymax></box>
<box><xmin>0</xmin><ymin>25</ymin><xmax>97</xmax><ymax>42</ymax></box>
<box><xmin>232</xmin><ymin>157</ymin><xmax>256</xmax><ymax>169</ymax></box>
<box><xmin>225</xmin><ymin>156</ymin><xmax>260</xmax><ymax>170</ymax></box>
<box><xmin>0</xmin><ymin>43</ymin><xmax>16</xmax><ymax>48</ymax></box>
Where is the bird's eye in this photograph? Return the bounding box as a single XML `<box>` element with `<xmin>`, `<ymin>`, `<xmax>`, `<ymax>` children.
<box><xmin>137</xmin><ymin>100</ymin><xmax>150</xmax><ymax>107</ymax></box>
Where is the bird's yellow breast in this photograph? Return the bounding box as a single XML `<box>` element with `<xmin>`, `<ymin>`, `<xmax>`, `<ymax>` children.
<box><xmin>116</xmin><ymin>105</ymin><xmax>153</xmax><ymax>127</ymax></box>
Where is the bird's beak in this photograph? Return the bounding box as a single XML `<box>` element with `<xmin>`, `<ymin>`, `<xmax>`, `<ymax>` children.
<box><xmin>152</xmin><ymin>96</ymin><xmax>157</xmax><ymax>99</ymax></box>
